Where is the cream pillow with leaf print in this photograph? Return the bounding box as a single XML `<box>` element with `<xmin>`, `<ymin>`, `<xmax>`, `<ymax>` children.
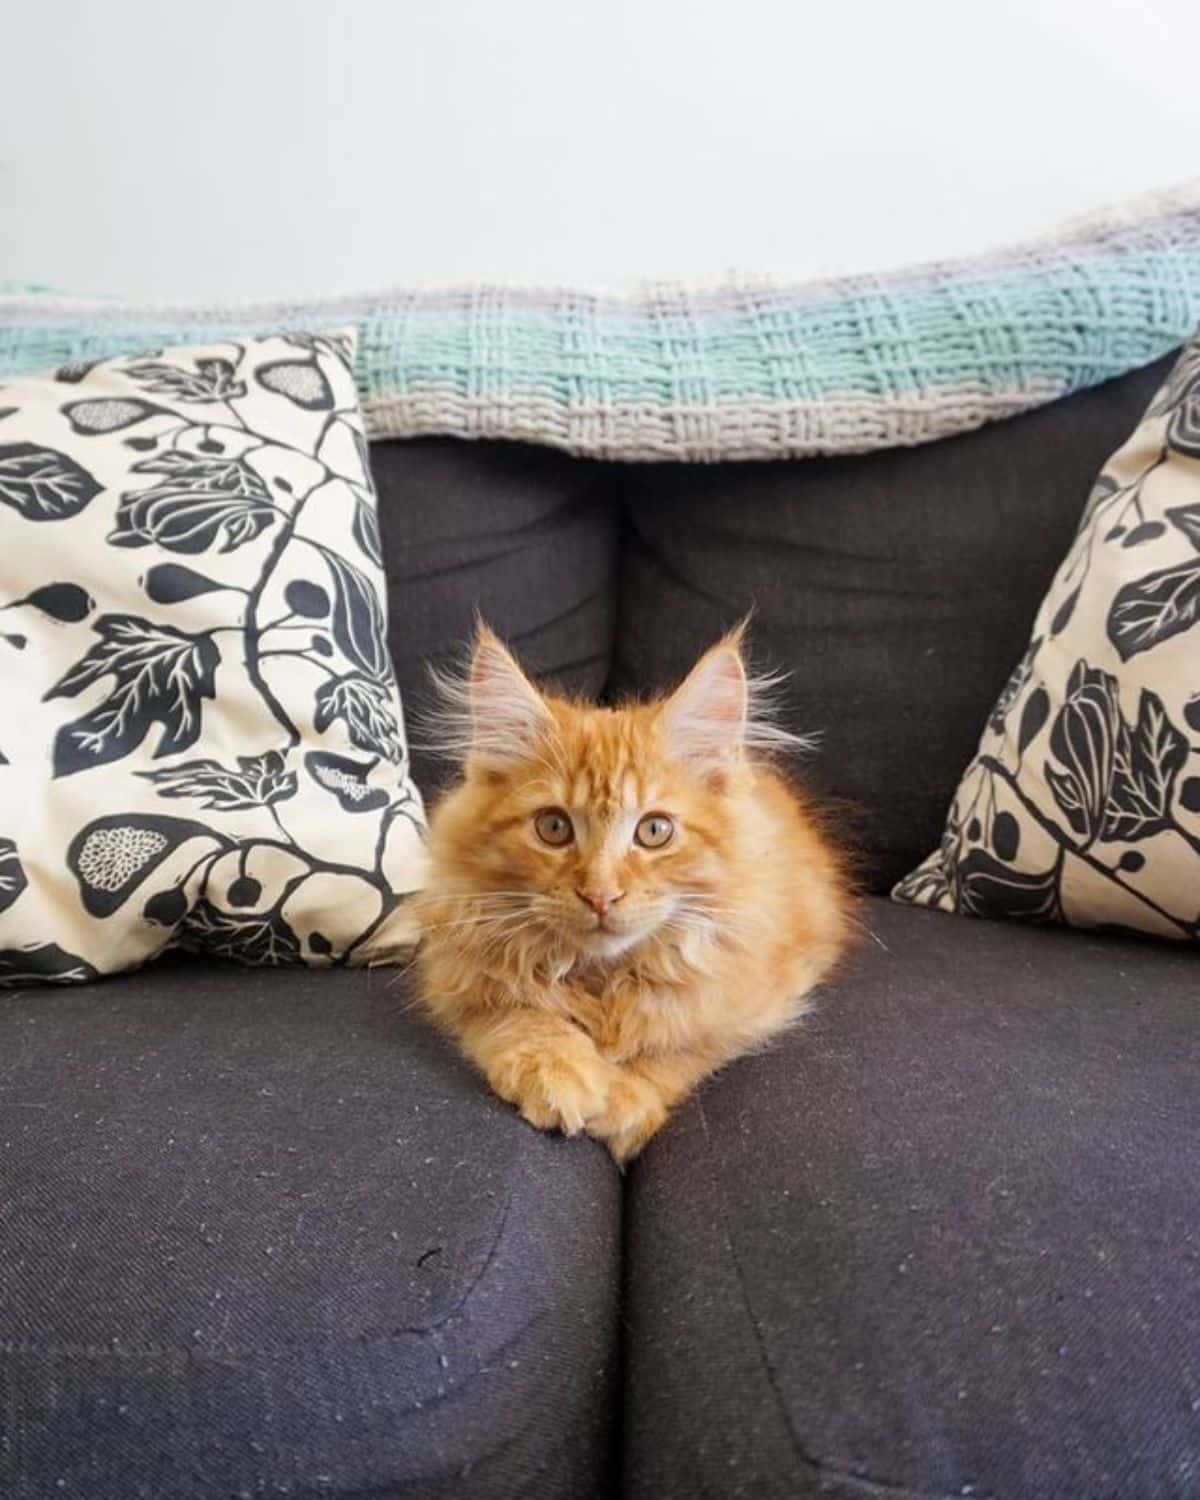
<box><xmin>895</xmin><ymin>331</ymin><xmax>1200</xmax><ymax>942</ymax></box>
<box><xmin>0</xmin><ymin>329</ymin><xmax>425</xmax><ymax>986</ymax></box>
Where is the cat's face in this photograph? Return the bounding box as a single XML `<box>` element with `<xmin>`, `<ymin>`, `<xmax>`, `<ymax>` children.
<box><xmin>429</xmin><ymin>627</ymin><xmax>753</xmax><ymax>963</ymax></box>
<box><xmin>448</xmin><ymin>707</ymin><xmax>736</xmax><ymax>959</ymax></box>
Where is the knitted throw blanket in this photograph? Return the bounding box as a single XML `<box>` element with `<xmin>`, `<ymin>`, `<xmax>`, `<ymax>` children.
<box><xmin>3</xmin><ymin>183</ymin><xmax>1199</xmax><ymax>463</ymax></box>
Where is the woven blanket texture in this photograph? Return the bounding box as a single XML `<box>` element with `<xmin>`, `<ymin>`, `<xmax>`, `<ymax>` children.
<box><xmin>3</xmin><ymin>182</ymin><xmax>1199</xmax><ymax>462</ymax></box>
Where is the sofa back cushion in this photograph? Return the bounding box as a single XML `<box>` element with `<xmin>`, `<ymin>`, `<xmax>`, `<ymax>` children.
<box><xmin>369</xmin><ymin>438</ymin><xmax>618</xmax><ymax>799</ymax></box>
<box><xmin>609</xmin><ymin>357</ymin><xmax>1176</xmax><ymax>890</ymax></box>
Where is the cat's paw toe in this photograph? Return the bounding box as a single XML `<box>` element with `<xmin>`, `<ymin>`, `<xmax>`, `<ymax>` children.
<box><xmin>508</xmin><ymin>1051</ymin><xmax>610</xmax><ymax>1137</ymax></box>
<box><xmin>588</xmin><ymin>1076</ymin><xmax>668</xmax><ymax>1163</ymax></box>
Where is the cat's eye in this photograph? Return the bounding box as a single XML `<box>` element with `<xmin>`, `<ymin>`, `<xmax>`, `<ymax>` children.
<box><xmin>635</xmin><ymin>813</ymin><xmax>675</xmax><ymax>849</ymax></box>
<box><xmin>534</xmin><ymin>808</ymin><xmax>574</xmax><ymax>847</ymax></box>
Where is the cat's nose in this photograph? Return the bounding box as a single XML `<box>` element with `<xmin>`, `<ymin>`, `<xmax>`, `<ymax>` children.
<box><xmin>576</xmin><ymin>888</ymin><xmax>625</xmax><ymax>919</ymax></box>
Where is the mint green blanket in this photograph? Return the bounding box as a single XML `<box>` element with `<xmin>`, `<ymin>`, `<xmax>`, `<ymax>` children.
<box><xmin>3</xmin><ymin>184</ymin><xmax>1199</xmax><ymax>462</ymax></box>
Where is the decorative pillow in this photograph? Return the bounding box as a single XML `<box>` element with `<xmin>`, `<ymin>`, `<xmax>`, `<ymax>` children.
<box><xmin>894</xmin><ymin>331</ymin><xmax>1200</xmax><ymax>942</ymax></box>
<box><xmin>0</xmin><ymin>330</ymin><xmax>425</xmax><ymax>986</ymax></box>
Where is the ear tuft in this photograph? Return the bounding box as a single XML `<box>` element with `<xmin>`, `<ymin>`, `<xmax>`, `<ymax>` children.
<box><xmin>659</xmin><ymin>636</ymin><xmax>748</xmax><ymax>766</ymax></box>
<box><xmin>469</xmin><ymin>625</ymin><xmax>552</xmax><ymax>762</ymax></box>
<box><xmin>424</xmin><ymin>623</ymin><xmax>553</xmax><ymax>768</ymax></box>
<box><xmin>659</xmin><ymin>625</ymin><xmax>819</xmax><ymax>767</ymax></box>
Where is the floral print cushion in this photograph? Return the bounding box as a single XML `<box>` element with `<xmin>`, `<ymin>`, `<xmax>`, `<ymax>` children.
<box><xmin>0</xmin><ymin>330</ymin><xmax>425</xmax><ymax>986</ymax></box>
<box><xmin>894</xmin><ymin>331</ymin><xmax>1200</xmax><ymax>942</ymax></box>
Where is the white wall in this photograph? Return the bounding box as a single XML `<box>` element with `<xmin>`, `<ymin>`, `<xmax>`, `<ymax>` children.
<box><xmin>2</xmin><ymin>0</ymin><xmax>1197</xmax><ymax>300</ymax></box>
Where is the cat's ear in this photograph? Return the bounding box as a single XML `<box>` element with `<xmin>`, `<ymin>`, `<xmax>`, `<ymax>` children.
<box><xmin>659</xmin><ymin>630</ymin><xmax>748</xmax><ymax>767</ymax></box>
<box><xmin>467</xmin><ymin>624</ymin><xmax>553</xmax><ymax>765</ymax></box>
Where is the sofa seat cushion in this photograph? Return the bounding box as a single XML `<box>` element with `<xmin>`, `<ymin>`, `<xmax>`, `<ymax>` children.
<box><xmin>623</xmin><ymin>899</ymin><xmax>1200</xmax><ymax>1499</ymax></box>
<box><xmin>0</xmin><ymin>961</ymin><xmax>620</xmax><ymax>1499</ymax></box>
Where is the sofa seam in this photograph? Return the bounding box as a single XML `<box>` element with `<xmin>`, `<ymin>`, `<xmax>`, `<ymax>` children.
<box><xmin>694</xmin><ymin>1096</ymin><xmax>991</xmax><ymax>1500</ymax></box>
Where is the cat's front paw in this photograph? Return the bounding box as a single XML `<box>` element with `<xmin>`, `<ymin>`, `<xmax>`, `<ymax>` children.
<box><xmin>587</xmin><ymin>1073</ymin><xmax>669</xmax><ymax>1164</ymax></box>
<box><xmin>490</xmin><ymin>1041</ymin><xmax>611</xmax><ymax>1137</ymax></box>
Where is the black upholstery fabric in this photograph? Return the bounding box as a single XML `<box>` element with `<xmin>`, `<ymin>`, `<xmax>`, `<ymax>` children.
<box><xmin>623</xmin><ymin>898</ymin><xmax>1200</xmax><ymax>1500</ymax></box>
<box><xmin>369</xmin><ymin>438</ymin><xmax>618</xmax><ymax>799</ymax></box>
<box><xmin>608</xmin><ymin>357</ymin><xmax>1177</xmax><ymax>891</ymax></box>
<box><xmin>0</xmin><ymin>961</ymin><xmax>620</xmax><ymax>1499</ymax></box>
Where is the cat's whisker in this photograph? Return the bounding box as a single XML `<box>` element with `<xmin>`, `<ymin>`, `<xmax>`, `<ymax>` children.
<box><xmin>417</xmin><ymin>907</ymin><xmax>533</xmax><ymax>931</ymax></box>
<box><xmin>673</xmin><ymin>902</ymin><xmax>741</xmax><ymax>922</ymax></box>
<box><xmin>416</xmin><ymin>902</ymin><xmax>536</xmax><ymax>929</ymax></box>
<box><xmin>423</xmin><ymin>890</ymin><xmax>534</xmax><ymax>902</ymax></box>
<box><xmin>665</xmin><ymin>912</ymin><xmax>722</xmax><ymax>932</ymax></box>
<box><xmin>414</xmin><ymin>912</ymin><xmax>519</xmax><ymax>924</ymax></box>
<box><xmin>475</xmin><ymin>918</ymin><xmax>546</xmax><ymax>965</ymax></box>
<box><xmin>665</xmin><ymin>907</ymin><xmax>751</xmax><ymax>942</ymax></box>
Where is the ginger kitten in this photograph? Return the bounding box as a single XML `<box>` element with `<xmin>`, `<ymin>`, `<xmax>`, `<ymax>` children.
<box><xmin>415</xmin><ymin>623</ymin><xmax>852</xmax><ymax>1162</ymax></box>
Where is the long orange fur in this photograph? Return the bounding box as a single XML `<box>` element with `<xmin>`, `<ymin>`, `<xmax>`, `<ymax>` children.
<box><xmin>415</xmin><ymin>623</ymin><xmax>853</xmax><ymax>1162</ymax></box>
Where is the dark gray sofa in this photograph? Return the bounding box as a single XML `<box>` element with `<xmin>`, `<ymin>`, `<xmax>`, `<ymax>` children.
<box><xmin>3</xmin><ymin>354</ymin><xmax>1198</xmax><ymax>1498</ymax></box>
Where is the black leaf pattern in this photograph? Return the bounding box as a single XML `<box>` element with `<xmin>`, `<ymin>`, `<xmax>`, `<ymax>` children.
<box><xmin>257</xmin><ymin>359</ymin><xmax>335</xmax><ymax>411</ymax></box>
<box><xmin>111</xmin><ymin>451</ymin><xmax>277</xmax><ymax>554</ymax></box>
<box><xmin>1017</xmin><ymin>687</ymin><xmax>1050</xmax><ymax>754</ymax></box>
<box><xmin>178</xmin><ymin>899</ymin><xmax>302</xmax><ymax>966</ymax></box>
<box><xmin>1045</xmin><ymin>661</ymin><xmax>1123</xmax><ymax>843</ymax></box>
<box><xmin>143</xmin><ymin>563</ymin><xmax>228</xmax><ymax>604</ymax></box>
<box><xmin>0</xmin><ymin>836</ymin><xmax>27</xmax><ymax>916</ymax></box>
<box><xmin>125</xmin><ymin>357</ymin><xmax>247</xmax><ymax>403</ymax></box>
<box><xmin>53</xmin><ymin>361</ymin><xmax>101</xmax><ymax>385</ymax></box>
<box><xmin>988</xmin><ymin>636</ymin><xmax>1041</xmax><ymax>734</ymax></box>
<box><xmin>0</xmin><ymin>443</ymin><xmax>102</xmax><ymax>521</ymax></box>
<box><xmin>0</xmin><ymin>943</ymin><xmax>99</xmax><ymax>986</ymax></box>
<box><xmin>323</xmin><ymin>550</ymin><xmax>390</xmax><ymax>679</ymax></box>
<box><xmin>46</xmin><ymin>615</ymin><xmax>220</xmax><ymax>776</ymax></box>
<box><xmin>314</xmin><ymin>672</ymin><xmax>404</xmax><ymax>761</ymax></box>
<box><xmin>63</xmin><ymin>398</ymin><xmax>163</xmax><ymax>434</ymax></box>
<box><xmin>283</xmin><ymin>331</ymin><xmax>355</xmax><ymax>371</ymax></box>
<box><xmin>68</xmin><ymin>812</ymin><xmax>217</xmax><ymax>917</ymax></box>
<box><xmin>139</xmin><ymin>750</ymin><xmax>297</xmax><ymax>812</ymax></box>
<box><xmin>1080</xmin><ymin>472</ymin><xmax>1119</xmax><ymax>526</ymax></box>
<box><xmin>1167</xmin><ymin>503</ymin><xmax>1200</xmax><ymax>553</ymax></box>
<box><xmin>16</xmin><ymin>582</ymin><xmax>94</xmax><ymax>622</ymax></box>
<box><xmin>1107</xmin><ymin>559</ymin><xmax>1200</xmax><ymax>660</ymax></box>
<box><xmin>1103</xmin><ymin>690</ymin><xmax>1188</xmax><ymax>842</ymax></box>
<box><xmin>891</xmin><ymin>862</ymin><xmax>952</xmax><ymax>908</ymax></box>
<box><xmin>957</xmin><ymin>849</ymin><xmax>1062</xmax><ymax>924</ymax></box>
<box><xmin>305</xmin><ymin>750</ymin><xmax>389</xmax><ymax>813</ymax></box>
<box><xmin>1122</xmin><ymin>521</ymin><xmax>1166</xmax><ymax>547</ymax></box>
<box><xmin>351</xmin><ymin>491</ymin><xmax>383</xmax><ymax>568</ymax></box>
<box><xmin>1168</xmin><ymin>389</ymin><xmax>1200</xmax><ymax>457</ymax></box>
<box><xmin>349</xmin><ymin>426</ymin><xmax>371</xmax><ymax>485</ymax></box>
<box><xmin>284</xmin><ymin>578</ymin><xmax>330</xmax><ymax>618</ymax></box>
<box><xmin>991</xmin><ymin>811</ymin><xmax>1021</xmax><ymax>861</ymax></box>
<box><xmin>143</xmin><ymin>887</ymin><xmax>189</xmax><ymax>926</ymax></box>
<box><xmin>1049</xmin><ymin>586</ymin><xmax>1081</xmax><ymax>637</ymax></box>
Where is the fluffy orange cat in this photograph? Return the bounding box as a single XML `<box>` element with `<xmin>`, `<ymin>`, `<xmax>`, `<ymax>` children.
<box><xmin>415</xmin><ymin>623</ymin><xmax>853</xmax><ymax>1162</ymax></box>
